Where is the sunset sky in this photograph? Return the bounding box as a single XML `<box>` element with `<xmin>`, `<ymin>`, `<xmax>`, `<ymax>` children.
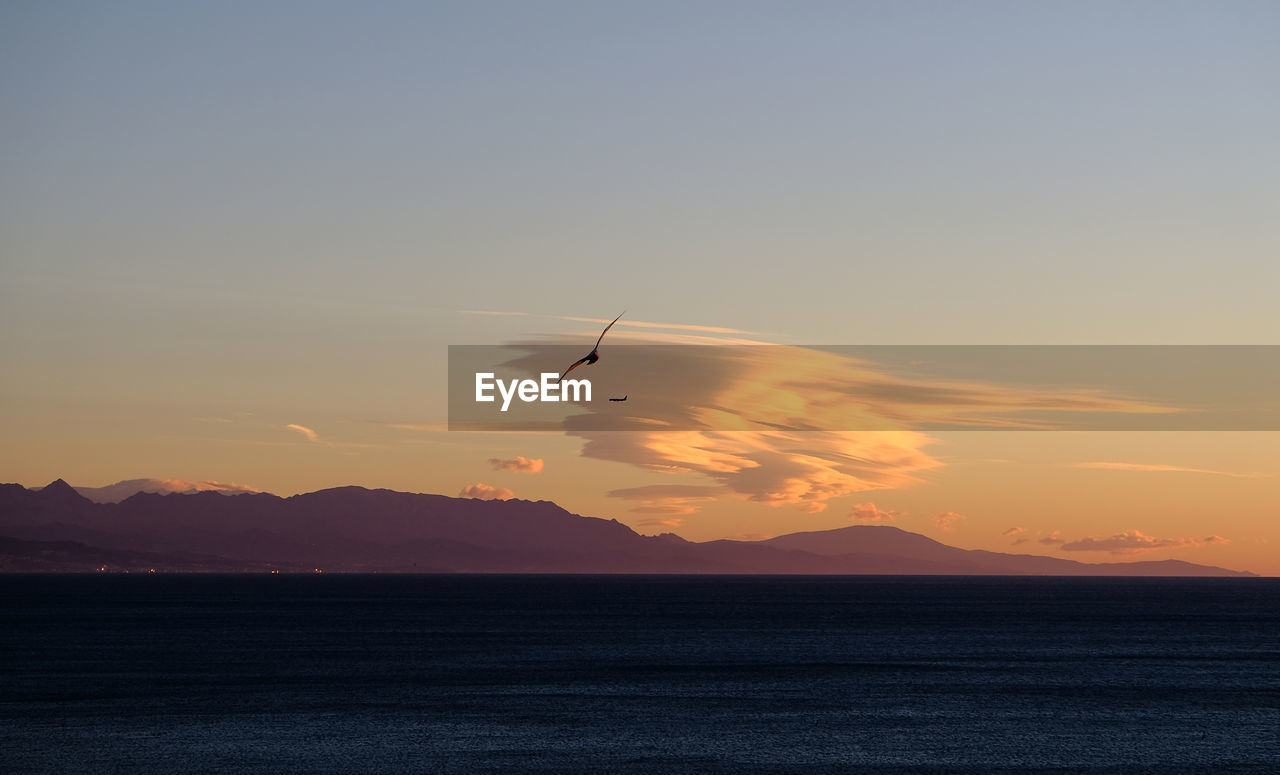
<box><xmin>3</xmin><ymin>2</ymin><xmax>1278</xmax><ymax>573</ymax></box>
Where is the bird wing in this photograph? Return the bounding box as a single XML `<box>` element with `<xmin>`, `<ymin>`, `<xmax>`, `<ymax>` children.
<box><xmin>593</xmin><ymin>311</ymin><xmax>625</xmax><ymax>350</ymax></box>
<box><xmin>559</xmin><ymin>355</ymin><xmax>591</xmax><ymax>381</ymax></box>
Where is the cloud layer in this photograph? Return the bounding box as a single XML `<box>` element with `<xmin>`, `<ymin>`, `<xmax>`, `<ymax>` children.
<box><xmin>583</xmin><ymin>430</ymin><xmax>941</xmax><ymax>515</ymax></box>
<box><xmin>1037</xmin><ymin>529</ymin><xmax>1232</xmax><ymax>555</ymax></box>
<box><xmin>606</xmin><ymin>484</ymin><xmax>723</xmax><ymax>514</ymax></box>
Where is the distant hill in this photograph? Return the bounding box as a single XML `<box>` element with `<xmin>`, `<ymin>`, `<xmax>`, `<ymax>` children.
<box><xmin>0</xmin><ymin>535</ymin><xmax>300</xmax><ymax>573</ymax></box>
<box><xmin>761</xmin><ymin>525</ymin><xmax>1246</xmax><ymax>577</ymax></box>
<box><xmin>0</xmin><ymin>479</ymin><xmax>1256</xmax><ymax>576</ymax></box>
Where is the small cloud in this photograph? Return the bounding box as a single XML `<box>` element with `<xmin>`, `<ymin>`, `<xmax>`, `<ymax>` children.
<box><xmin>158</xmin><ymin>478</ymin><xmax>260</xmax><ymax>495</ymax></box>
<box><xmin>848</xmin><ymin>502</ymin><xmax>901</xmax><ymax>522</ymax></box>
<box><xmin>1058</xmin><ymin>529</ymin><xmax>1198</xmax><ymax>555</ymax></box>
<box><xmin>1005</xmin><ymin>527</ymin><xmax>1028</xmax><ymax>545</ymax></box>
<box><xmin>1039</xmin><ymin>530</ymin><xmax>1065</xmax><ymax>546</ymax></box>
<box><xmin>934</xmin><ymin>511</ymin><xmax>965</xmax><ymax>531</ymax></box>
<box><xmin>458</xmin><ymin>483</ymin><xmax>514</xmax><ymax>501</ymax></box>
<box><xmin>630</xmin><ymin>503</ymin><xmax>702</xmax><ymax>515</ymax></box>
<box><xmin>488</xmin><ymin>456</ymin><xmax>545</xmax><ymax>474</ymax></box>
<box><xmin>637</xmin><ymin>517</ymin><xmax>684</xmax><ymax>528</ymax></box>
<box><xmin>286</xmin><ymin>424</ymin><xmax>318</xmax><ymax>442</ymax></box>
<box><xmin>1203</xmin><ymin>535</ymin><xmax>1231</xmax><ymax>545</ymax></box>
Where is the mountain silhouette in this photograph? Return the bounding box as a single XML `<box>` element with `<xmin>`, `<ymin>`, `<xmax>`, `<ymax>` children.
<box><xmin>0</xmin><ymin>479</ymin><xmax>1255</xmax><ymax>575</ymax></box>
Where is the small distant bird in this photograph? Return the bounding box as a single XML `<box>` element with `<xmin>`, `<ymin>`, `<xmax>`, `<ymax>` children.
<box><xmin>559</xmin><ymin>311</ymin><xmax>624</xmax><ymax>381</ymax></box>
<box><xmin>609</xmin><ymin>395</ymin><xmax>628</xmax><ymax>402</ymax></box>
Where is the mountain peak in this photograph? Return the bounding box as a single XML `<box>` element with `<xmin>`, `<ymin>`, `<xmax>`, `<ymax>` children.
<box><xmin>36</xmin><ymin>478</ymin><xmax>90</xmax><ymax>504</ymax></box>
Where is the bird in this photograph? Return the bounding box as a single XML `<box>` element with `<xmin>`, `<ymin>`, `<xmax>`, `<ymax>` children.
<box><xmin>609</xmin><ymin>395</ymin><xmax>628</xmax><ymax>402</ymax></box>
<box><xmin>559</xmin><ymin>311</ymin><xmax>624</xmax><ymax>381</ymax></box>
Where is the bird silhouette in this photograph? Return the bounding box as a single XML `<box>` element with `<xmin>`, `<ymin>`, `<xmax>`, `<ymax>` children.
<box><xmin>559</xmin><ymin>311</ymin><xmax>624</xmax><ymax>381</ymax></box>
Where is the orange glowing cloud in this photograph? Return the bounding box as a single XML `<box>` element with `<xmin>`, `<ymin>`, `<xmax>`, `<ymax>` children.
<box><xmin>933</xmin><ymin>511</ymin><xmax>965</xmax><ymax>531</ymax></box>
<box><xmin>848</xmin><ymin>503</ymin><xmax>901</xmax><ymax>522</ymax></box>
<box><xmin>458</xmin><ymin>483</ymin><xmax>514</xmax><ymax>501</ymax></box>
<box><xmin>636</xmin><ymin>516</ymin><xmax>686</xmax><ymax>529</ymax></box>
<box><xmin>286</xmin><ymin>424</ymin><xmax>318</xmax><ymax>442</ymax></box>
<box><xmin>493</xmin><ymin>338</ymin><xmax>1190</xmax><ymax>525</ymax></box>
<box><xmin>583</xmin><ymin>430</ymin><xmax>941</xmax><ymax>514</ymax></box>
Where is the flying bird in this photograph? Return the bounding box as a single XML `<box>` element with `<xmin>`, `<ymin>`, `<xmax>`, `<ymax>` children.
<box><xmin>559</xmin><ymin>311</ymin><xmax>624</xmax><ymax>381</ymax></box>
<box><xmin>609</xmin><ymin>395</ymin><xmax>628</xmax><ymax>402</ymax></box>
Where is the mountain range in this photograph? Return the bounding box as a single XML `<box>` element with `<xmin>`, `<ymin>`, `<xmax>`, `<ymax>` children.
<box><xmin>0</xmin><ymin>479</ymin><xmax>1255</xmax><ymax>576</ymax></box>
<box><xmin>32</xmin><ymin>477</ymin><xmax>261</xmax><ymax>503</ymax></box>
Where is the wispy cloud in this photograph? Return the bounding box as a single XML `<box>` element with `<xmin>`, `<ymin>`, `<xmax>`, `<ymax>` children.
<box><xmin>637</xmin><ymin>516</ymin><xmax>685</xmax><ymax>529</ymax></box>
<box><xmin>559</xmin><ymin>315</ymin><xmax>752</xmax><ymax>336</ymax></box>
<box><xmin>1002</xmin><ymin>526</ymin><xmax>1025</xmax><ymax>537</ymax></box>
<box><xmin>384</xmin><ymin>421</ymin><xmax>449</xmax><ymax>432</ymax></box>
<box><xmin>607</xmin><ymin>484</ymin><xmax>722</xmax><ymax>515</ymax></box>
<box><xmin>458</xmin><ymin>482</ymin><xmax>514</xmax><ymax>501</ymax></box>
<box><xmin>848</xmin><ymin>502</ymin><xmax>901</xmax><ymax>522</ymax></box>
<box><xmin>488</xmin><ymin>456</ymin><xmax>544</xmax><ymax>473</ymax></box>
<box><xmin>934</xmin><ymin>511</ymin><xmax>965</xmax><ymax>531</ymax></box>
<box><xmin>461</xmin><ymin>309</ymin><xmax>758</xmax><ymax>337</ymax></box>
<box><xmin>1039</xmin><ymin>531</ymin><xmax>1064</xmax><ymax>546</ymax></box>
<box><xmin>1072</xmin><ymin>461</ymin><xmax>1269</xmax><ymax>478</ymax></box>
<box><xmin>285</xmin><ymin>424</ymin><xmax>318</xmax><ymax>442</ymax></box>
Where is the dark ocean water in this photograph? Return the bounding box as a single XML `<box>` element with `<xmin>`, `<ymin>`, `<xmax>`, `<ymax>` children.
<box><xmin>1</xmin><ymin>576</ymin><xmax>1277</xmax><ymax>774</ymax></box>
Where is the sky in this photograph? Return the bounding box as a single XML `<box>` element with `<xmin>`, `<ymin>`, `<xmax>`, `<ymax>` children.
<box><xmin>3</xmin><ymin>1</ymin><xmax>1278</xmax><ymax>573</ymax></box>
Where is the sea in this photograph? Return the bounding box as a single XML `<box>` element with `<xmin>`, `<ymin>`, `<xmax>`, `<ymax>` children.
<box><xmin>1</xmin><ymin>575</ymin><xmax>1277</xmax><ymax>774</ymax></box>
